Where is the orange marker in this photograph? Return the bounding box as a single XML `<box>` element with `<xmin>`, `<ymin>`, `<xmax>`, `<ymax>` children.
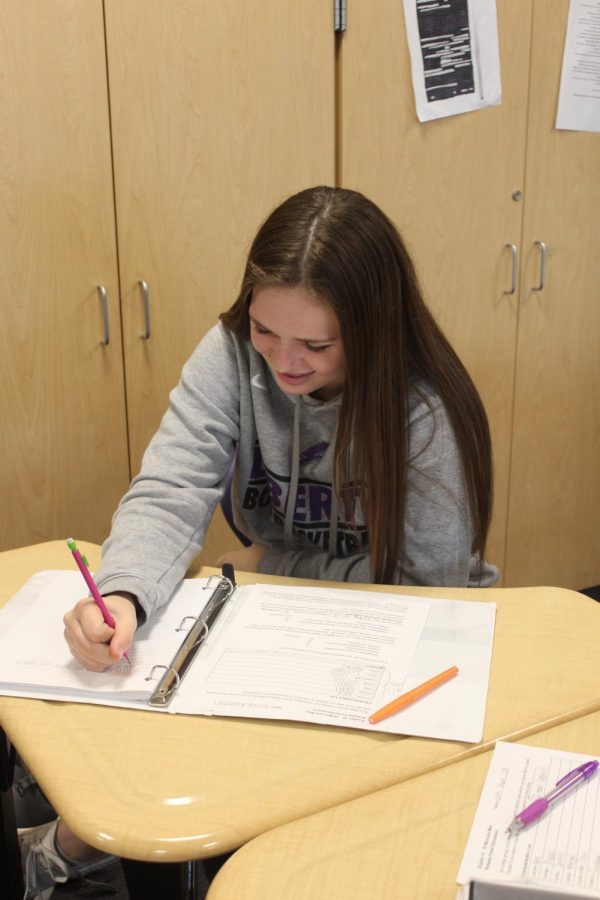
<box><xmin>368</xmin><ymin>665</ymin><xmax>459</xmax><ymax>725</ymax></box>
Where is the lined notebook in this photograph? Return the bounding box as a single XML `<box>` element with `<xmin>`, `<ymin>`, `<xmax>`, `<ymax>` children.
<box><xmin>0</xmin><ymin>570</ymin><xmax>496</xmax><ymax>741</ymax></box>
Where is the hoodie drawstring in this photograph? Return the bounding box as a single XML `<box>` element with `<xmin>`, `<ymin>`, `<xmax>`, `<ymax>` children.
<box><xmin>284</xmin><ymin>397</ymin><xmax>339</xmax><ymax>556</ymax></box>
<box><xmin>284</xmin><ymin>399</ymin><xmax>301</xmax><ymax>548</ymax></box>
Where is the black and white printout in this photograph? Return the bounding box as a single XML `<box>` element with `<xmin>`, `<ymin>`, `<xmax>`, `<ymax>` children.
<box><xmin>556</xmin><ymin>0</ymin><xmax>600</xmax><ymax>132</ymax></box>
<box><xmin>403</xmin><ymin>0</ymin><xmax>501</xmax><ymax>121</ymax></box>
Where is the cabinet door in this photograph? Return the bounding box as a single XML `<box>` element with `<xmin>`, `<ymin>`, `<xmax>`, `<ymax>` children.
<box><xmin>505</xmin><ymin>0</ymin><xmax>600</xmax><ymax>588</ymax></box>
<box><xmin>339</xmin><ymin>1</ymin><xmax>532</xmax><ymax>579</ymax></box>
<box><xmin>0</xmin><ymin>1</ymin><xmax>130</xmax><ymax>551</ymax></box>
<box><xmin>104</xmin><ymin>0</ymin><xmax>335</xmax><ymax>564</ymax></box>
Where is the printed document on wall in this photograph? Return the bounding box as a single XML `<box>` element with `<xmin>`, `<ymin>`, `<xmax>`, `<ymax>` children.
<box><xmin>403</xmin><ymin>0</ymin><xmax>502</xmax><ymax>122</ymax></box>
<box><xmin>556</xmin><ymin>0</ymin><xmax>600</xmax><ymax>132</ymax></box>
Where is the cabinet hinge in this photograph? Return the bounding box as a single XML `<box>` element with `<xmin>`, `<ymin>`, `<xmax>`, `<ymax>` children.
<box><xmin>334</xmin><ymin>0</ymin><xmax>346</xmax><ymax>33</ymax></box>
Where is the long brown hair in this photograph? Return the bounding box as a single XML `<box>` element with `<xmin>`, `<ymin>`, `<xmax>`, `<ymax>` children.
<box><xmin>221</xmin><ymin>186</ymin><xmax>493</xmax><ymax>583</ymax></box>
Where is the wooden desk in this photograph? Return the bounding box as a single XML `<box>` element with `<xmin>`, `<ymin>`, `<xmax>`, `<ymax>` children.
<box><xmin>207</xmin><ymin>712</ymin><xmax>600</xmax><ymax>899</ymax></box>
<box><xmin>0</xmin><ymin>541</ymin><xmax>598</xmax><ymax>863</ymax></box>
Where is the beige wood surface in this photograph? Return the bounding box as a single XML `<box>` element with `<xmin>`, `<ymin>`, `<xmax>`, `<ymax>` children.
<box><xmin>1</xmin><ymin>542</ymin><xmax>598</xmax><ymax>863</ymax></box>
<box><xmin>207</xmin><ymin>712</ymin><xmax>600</xmax><ymax>899</ymax></box>
<box><xmin>505</xmin><ymin>0</ymin><xmax>600</xmax><ymax>589</ymax></box>
<box><xmin>0</xmin><ymin>2</ymin><xmax>130</xmax><ymax>551</ymax></box>
<box><xmin>104</xmin><ymin>0</ymin><xmax>335</xmax><ymax>567</ymax></box>
<box><xmin>338</xmin><ymin>0</ymin><xmax>533</xmax><ymax>581</ymax></box>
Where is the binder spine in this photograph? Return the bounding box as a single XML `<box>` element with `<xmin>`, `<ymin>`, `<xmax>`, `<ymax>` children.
<box><xmin>147</xmin><ymin>572</ymin><xmax>235</xmax><ymax>707</ymax></box>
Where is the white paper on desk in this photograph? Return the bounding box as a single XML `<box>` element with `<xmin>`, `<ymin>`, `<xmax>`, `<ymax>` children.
<box><xmin>174</xmin><ymin>585</ymin><xmax>495</xmax><ymax>743</ymax></box>
<box><xmin>366</xmin><ymin>593</ymin><xmax>496</xmax><ymax>743</ymax></box>
<box><xmin>457</xmin><ymin>741</ymin><xmax>600</xmax><ymax>895</ymax></box>
<box><xmin>403</xmin><ymin>0</ymin><xmax>502</xmax><ymax>122</ymax></box>
<box><xmin>0</xmin><ymin>571</ymin><xmax>214</xmax><ymax>706</ymax></box>
<box><xmin>556</xmin><ymin>0</ymin><xmax>600</xmax><ymax>133</ymax></box>
<box><xmin>172</xmin><ymin>583</ymin><xmax>430</xmax><ymax>728</ymax></box>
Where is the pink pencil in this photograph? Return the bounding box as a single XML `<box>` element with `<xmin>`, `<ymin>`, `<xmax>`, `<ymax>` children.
<box><xmin>67</xmin><ymin>538</ymin><xmax>130</xmax><ymax>664</ymax></box>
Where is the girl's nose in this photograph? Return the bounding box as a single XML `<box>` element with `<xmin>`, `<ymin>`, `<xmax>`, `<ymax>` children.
<box><xmin>271</xmin><ymin>341</ymin><xmax>299</xmax><ymax>369</ymax></box>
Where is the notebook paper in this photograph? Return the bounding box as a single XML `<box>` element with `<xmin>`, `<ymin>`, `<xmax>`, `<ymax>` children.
<box><xmin>457</xmin><ymin>741</ymin><xmax>600</xmax><ymax>895</ymax></box>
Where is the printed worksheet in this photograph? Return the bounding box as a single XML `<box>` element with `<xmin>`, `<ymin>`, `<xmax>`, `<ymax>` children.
<box><xmin>178</xmin><ymin>583</ymin><xmax>430</xmax><ymax>727</ymax></box>
<box><xmin>457</xmin><ymin>741</ymin><xmax>600</xmax><ymax>895</ymax></box>
<box><xmin>178</xmin><ymin>583</ymin><xmax>495</xmax><ymax>742</ymax></box>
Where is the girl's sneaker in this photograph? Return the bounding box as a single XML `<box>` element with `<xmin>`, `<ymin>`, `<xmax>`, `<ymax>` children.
<box><xmin>20</xmin><ymin>818</ymin><xmax>116</xmax><ymax>900</ymax></box>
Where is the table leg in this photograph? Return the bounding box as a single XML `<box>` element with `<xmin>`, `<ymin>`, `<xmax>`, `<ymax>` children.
<box><xmin>121</xmin><ymin>858</ymin><xmax>209</xmax><ymax>900</ymax></box>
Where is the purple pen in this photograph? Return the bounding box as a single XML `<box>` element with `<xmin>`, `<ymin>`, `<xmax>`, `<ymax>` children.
<box><xmin>507</xmin><ymin>760</ymin><xmax>599</xmax><ymax>834</ymax></box>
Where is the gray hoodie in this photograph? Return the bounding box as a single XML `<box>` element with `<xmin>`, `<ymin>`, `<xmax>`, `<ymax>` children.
<box><xmin>95</xmin><ymin>322</ymin><xmax>498</xmax><ymax>621</ymax></box>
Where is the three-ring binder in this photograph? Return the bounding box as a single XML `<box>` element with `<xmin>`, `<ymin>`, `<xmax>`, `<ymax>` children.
<box><xmin>147</xmin><ymin>564</ymin><xmax>236</xmax><ymax>706</ymax></box>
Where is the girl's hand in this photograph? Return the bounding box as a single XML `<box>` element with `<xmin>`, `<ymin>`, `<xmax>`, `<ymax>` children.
<box><xmin>63</xmin><ymin>594</ymin><xmax>137</xmax><ymax>671</ymax></box>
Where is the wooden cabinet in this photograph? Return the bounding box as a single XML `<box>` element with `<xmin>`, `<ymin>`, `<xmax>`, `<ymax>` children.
<box><xmin>103</xmin><ymin>0</ymin><xmax>335</xmax><ymax>564</ymax></box>
<box><xmin>0</xmin><ymin>1</ymin><xmax>130</xmax><ymax>550</ymax></box>
<box><xmin>504</xmin><ymin>1</ymin><xmax>600</xmax><ymax>588</ymax></box>
<box><xmin>105</xmin><ymin>0</ymin><xmax>335</xmax><ymax>471</ymax></box>
<box><xmin>3</xmin><ymin>1</ymin><xmax>597</xmax><ymax>588</ymax></box>
<box><xmin>1</xmin><ymin>0</ymin><xmax>335</xmax><ymax>561</ymax></box>
<box><xmin>339</xmin><ymin>0</ymin><xmax>599</xmax><ymax>588</ymax></box>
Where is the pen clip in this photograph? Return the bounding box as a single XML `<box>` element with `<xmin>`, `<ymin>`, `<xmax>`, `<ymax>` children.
<box><xmin>556</xmin><ymin>760</ymin><xmax>598</xmax><ymax>786</ymax></box>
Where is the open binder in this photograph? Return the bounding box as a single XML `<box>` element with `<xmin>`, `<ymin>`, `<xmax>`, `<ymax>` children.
<box><xmin>148</xmin><ymin>564</ymin><xmax>235</xmax><ymax>706</ymax></box>
<box><xmin>0</xmin><ymin>568</ymin><xmax>496</xmax><ymax>741</ymax></box>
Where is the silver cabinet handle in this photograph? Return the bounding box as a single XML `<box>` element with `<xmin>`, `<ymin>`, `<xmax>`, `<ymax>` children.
<box><xmin>504</xmin><ymin>244</ymin><xmax>518</xmax><ymax>295</ymax></box>
<box><xmin>533</xmin><ymin>240</ymin><xmax>547</xmax><ymax>291</ymax></box>
<box><xmin>97</xmin><ymin>285</ymin><xmax>109</xmax><ymax>345</ymax></box>
<box><xmin>139</xmin><ymin>279</ymin><xmax>151</xmax><ymax>339</ymax></box>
